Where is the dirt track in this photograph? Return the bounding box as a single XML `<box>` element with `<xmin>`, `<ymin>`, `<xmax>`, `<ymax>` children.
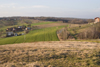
<box><xmin>0</xmin><ymin>41</ymin><xmax>100</xmax><ymax>67</ymax></box>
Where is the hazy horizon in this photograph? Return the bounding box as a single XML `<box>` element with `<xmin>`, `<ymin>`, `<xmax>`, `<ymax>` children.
<box><xmin>0</xmin><ymin>0</ymin><xmax>100</xmax><ymax>19</ymax></box>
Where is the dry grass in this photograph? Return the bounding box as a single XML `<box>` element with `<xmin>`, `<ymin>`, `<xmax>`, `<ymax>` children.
<box><xmin>0</xmin><ymin>41</ymin><xmax>100</xmax><ymax>67</ymax></box>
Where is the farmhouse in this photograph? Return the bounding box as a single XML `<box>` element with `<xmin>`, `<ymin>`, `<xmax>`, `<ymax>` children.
<box><xmin>25</xmin><ymin>27</ymin><xmax>31</xmax><ymax>30</ymax></box>
<box><xmin>6</xmin><ymin>32</ymin><xmax>14</xmax><ymax>37</ymax></box>
<box><xmin>18</xmin><ymin>26</ymin><xmax>22</xmax><ymax>28</ymax></box>
<box><xmin>14</xmin><ymin>28</ymin><xmax>22</xmax><ymax>32</ymax></box>
<box><xmin>6</xmin><ymin>28</ymin><xmax>14</xmax><ymax>37</ymax></box>
<box><xmin>94</xmin><ymin>17</ymin><xmax>100</xmax><ymax>24</ymax></box>
<box><xmin>6</xmin><ymin>28</ymin><xmax>13</xmax><ymax>32</ymax></box>
<box><xmin>6</xmin><ymin>27</ymin><xmax>22</xmax><ymax>32</ymax></box>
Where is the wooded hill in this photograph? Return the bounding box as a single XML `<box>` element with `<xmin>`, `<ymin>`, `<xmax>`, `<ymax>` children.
<box><xmin>0</xmin><ymin>17</ymin><xmax>93</xmax><ymax>27</ymax></box>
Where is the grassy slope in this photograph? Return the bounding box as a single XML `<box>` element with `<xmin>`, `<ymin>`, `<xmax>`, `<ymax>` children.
<box><xmin>31</xmin><ymin>21</ymin><xmax>57</xmax><ymax>26</ymax></box>
<box><xmin>67</xmin><ymin>24</ymin><xmax>94</xmax><ymax>39</ymax></box>
<box><xmin>0</xmin><ymin>26</ymin><xmax>64</xmax><ymax>45</ymax></box>
<box><xmin>0</xmin><ymin>21</ymin><xmax>58</xmax><ymax>38</ymax></box>
<box><xmin>66</xmin><ymin>23</ymin><xmax>100</xmax><ymax>42</ymax></box>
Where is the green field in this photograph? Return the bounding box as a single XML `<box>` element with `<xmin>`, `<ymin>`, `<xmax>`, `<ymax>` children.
<box><xmin>31</xmin><ymin>21</ymin><xmax>57</xmax><ymax>26</ymax></box>
<box><xmin>0</xmin><ymin>26</ymin><xmax>64</xmax><ymax>45</ymax></box>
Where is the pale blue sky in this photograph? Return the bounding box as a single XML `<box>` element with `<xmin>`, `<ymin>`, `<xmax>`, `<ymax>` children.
<box><xmin>0</xmin><ymin>0</ymin><xmax>100</xmax><ymax>19</ymax></box>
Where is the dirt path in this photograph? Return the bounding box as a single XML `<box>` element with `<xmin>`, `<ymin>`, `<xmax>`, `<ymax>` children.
<box><xmin>0</xmin><ymin>41</ymin><xmax>100</xmax><ymax>67</ymax></box>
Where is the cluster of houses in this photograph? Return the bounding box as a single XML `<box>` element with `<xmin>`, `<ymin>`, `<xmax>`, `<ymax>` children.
<box><xmin>6</xmin><ymin>26</ymin><xmax>31</xmax><ymax>37</ymax></box>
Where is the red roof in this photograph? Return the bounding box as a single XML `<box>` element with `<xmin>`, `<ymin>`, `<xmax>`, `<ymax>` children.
<box><xmin>95</xmin><ymin>17</ymin><xmax>99</xmax><ymax>19</ymax></box>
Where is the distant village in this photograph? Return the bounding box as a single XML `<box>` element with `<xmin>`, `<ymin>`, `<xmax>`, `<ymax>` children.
<box><xmin>6</xmin><ymin>25</ymin><xmax>31</xmax><ymax>37</ymax></box>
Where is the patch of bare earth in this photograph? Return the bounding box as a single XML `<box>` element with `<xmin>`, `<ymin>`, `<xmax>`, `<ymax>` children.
<box><xmin>37</xmin><ymin>22</ymin><xmax>68</xmax><ymax>28</ymax></box>
<box><xmin>0</xmin><ymin>41</ymin><xmax>100</xmax><ymax>67</ymax></box>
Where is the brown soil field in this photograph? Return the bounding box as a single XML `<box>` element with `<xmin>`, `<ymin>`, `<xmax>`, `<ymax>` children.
<box><xmin>38</xmin><ymin>22</ymin><xmax>68</xmax><ymax>28</ymax></box>
<box><xmin>37</xmin><ymin>22</ymin><xmax>80</xmax><ymax>28</ymax></box>
<box><xmin>0</xmin><ymin>41</ymin><xmax>100</xmax><ymax>67</ymax></box>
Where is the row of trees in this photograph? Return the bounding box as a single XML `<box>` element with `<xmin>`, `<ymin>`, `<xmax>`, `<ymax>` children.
<box><xmin>0</xmin><ymin>17</ymin><xmax>94</xmax><ymax>25</ymax></box>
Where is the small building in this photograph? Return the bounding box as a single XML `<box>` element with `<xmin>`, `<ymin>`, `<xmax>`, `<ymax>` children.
<box><xmin>15</xmin><ymin>28</ymin><xmax>22</xmax><ymax>32</ymax></box>
<box><xmin>6</xmin><ymin>27</ymin><xmax>22</xmax><ymax>32</ymax></box>
<box><xmin>6</xmin><ymin>32</ymin><xmax>14</xmax><ymax>37</ymax></box>
<box><xmin>14</xmin><ymin>33</ymin><xmax>18</xmax><ymax>36</ymax></box>
<box><xmin>18</xmin><ymin>26</ymin><xmax>22</xmax><ymax>28</ymax></box>
<box><xmin>6</xmin><ymin>28</ymin><xmax>13</xmax><ymax>32</ymax></box>
<box><xmin>94</xmin><ymin>17</ymin><xmax>100</xmax><ymax>24</ymax></box>
<box><xmin>25</xmin><ymin>27</ymin><xmax>31</xmax><ymax>30</ymax></box>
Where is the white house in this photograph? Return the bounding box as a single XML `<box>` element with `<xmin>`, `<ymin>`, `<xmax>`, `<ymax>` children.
<box><xmin>94</xmin><ymin>17</ymin><xmax>100</xmax><ymax>24</ymax></box>
<box><xmin>6</xmin><ymin>32</ymin><xmax>14</xmax><ymax>37</ymax></box>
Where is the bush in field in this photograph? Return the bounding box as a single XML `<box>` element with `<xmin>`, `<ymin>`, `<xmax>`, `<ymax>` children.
<box><xmin>59</xmin><ymin>28</ymin><xmax>70</xmax><ymax>40</ymax></box>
